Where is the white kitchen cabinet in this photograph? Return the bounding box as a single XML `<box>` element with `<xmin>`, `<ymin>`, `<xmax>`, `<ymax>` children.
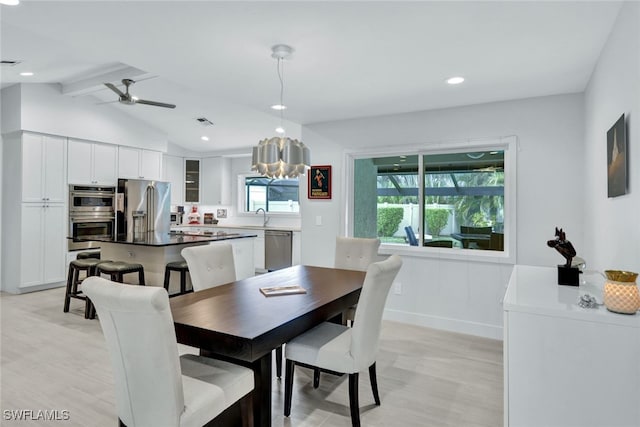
<box><xmin>163</xmin><ymin>155</ymin><xmax>184</xmax><ymax>205</ymax></box>
<box><xmin>201</xmin><ymin>156</ymin><xmax>230</xmax><ymax>205</ymax></box>
<box><xmin>68</xmin><ymin>139</ymin><xmax>117</xmax><ymax>185</ymax></box>
<box><xmin>118</xmin><ymin>146</ymin><xmax>162</xmax><ymax>180</ymax></box>
<box><xmin>184</xmin><ymin>158</ymin><xmax>200</xmax><ymax>203</ymax></box>
<box><xmin>20</xmin><ymin>203</ymin><xmax>66</xmax><ymax>288</ymax></box>
<box><xmin>503</xmin><ymin>265</ymin><xmax>640</xmax><ymax>427</ymax></box>
<box><xmin>2</xmin><ymin>132</ymin><xmax>68</xmax><ymax>294</ymax></box>
<box><xmin>21</xmin><ymin>133</ymin><xmax>66</xmax><ymax>203</ymax></box>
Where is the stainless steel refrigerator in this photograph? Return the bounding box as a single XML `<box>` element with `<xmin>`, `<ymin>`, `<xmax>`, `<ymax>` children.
<box><xmin>116</xmin><ymin>179</ymin><xmax>171</xmax><ymax>237</ymax></box>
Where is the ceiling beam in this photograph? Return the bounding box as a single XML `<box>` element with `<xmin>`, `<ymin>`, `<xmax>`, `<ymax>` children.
<box><xmin>61</xmin><ymin>65</ymin><xmax>151</xmax><ymax>96</ymax></box>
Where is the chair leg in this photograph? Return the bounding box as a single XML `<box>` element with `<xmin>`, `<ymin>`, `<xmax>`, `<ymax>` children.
<box><xmin>163</xmin><ymin>267</ymin><xmax>171</xmax><ymax>292</ymax></box>
<box><xmin>63</xmin><ymin>263</ymin><xmax>74</xmax><ymax>312</ymax></box>
<box><xmin>313</xmin><ymin>368</ymin><xmax>321</xmax><ymax>388</ymax></box>
<box><xmin>138</xmin><ymin>269</ymin><xmax>145</xmax><ymax>286</ymax></box>
<box><xmin>348</xmin><ymin>372</ymin><xmax>361</xmax><ymax>427</ymax></box>
<box><xmin>275</xmin><ymin>345</ymin><xmax>283</xmax><ymax>379</ymax></box>
<box><xmin>180</xmin><ymin>269</ymin><xmax>187</xmax><ymax>294</ymax></box>
<box><xmin>284</xmin><ymin>359</ymin><xmax>295</xmax><ymax>417</ymax></box>
<box><xmin>71</xmin><ymin>268</ymin><xmax>81</xmax><ymax>295</ymax></box>
<box><xmin>239</xmin><ymin>391</ymin><xmax>254</xmax><ymax>427</ymax></box>
<box><xmin>369</xmin><ymin>363</ymin><xmax>381</xmax><ymax>405</ymax></box>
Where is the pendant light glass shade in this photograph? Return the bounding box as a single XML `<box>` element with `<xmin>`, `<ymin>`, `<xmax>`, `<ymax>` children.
<box><xmin>251</xmin><ymin>45</ymin><xmax>310</xmax><ymax>178</ymax></box>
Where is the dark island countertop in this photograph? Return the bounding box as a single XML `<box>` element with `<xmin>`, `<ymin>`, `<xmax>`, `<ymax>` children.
<box><xmin>70</xmin><ymin>231</ymin><xmax>258</xmax><ymax>247</ymax></box>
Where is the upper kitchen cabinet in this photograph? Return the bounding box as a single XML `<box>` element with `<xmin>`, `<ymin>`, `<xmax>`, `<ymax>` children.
<box><xmin>118</xmin><ymin>146</ymin><xmax>162</xmax><ymax>180</ymax></box>
<box><xmin>163</xmin><ymin>154</ymin><xmax>184</xmax><ymax>205</ymax></box>
<box><xmin>68</xmin><ymin>139</ymin><xmax>117</xmax><ymax>186</ymax></box>
<box><xmin>201</xmin><ymin>156</ymin><xmax>230</xmax><ymax>205</ymax></box>
<box><xmin>21</xmin><ymin>133</ymin><xmax>66</xmax><ymax>203</ymax></box>
<box><xmin>184</xmin><ymin>159</ymin><xmax>200</xmax><ymax>203</ymax></box>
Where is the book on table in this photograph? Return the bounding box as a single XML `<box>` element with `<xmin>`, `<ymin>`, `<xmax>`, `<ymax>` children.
<box><xmin>259</xmin><ymin>285</ymin><xmax>307</xmax><ymax>297</ymax></box>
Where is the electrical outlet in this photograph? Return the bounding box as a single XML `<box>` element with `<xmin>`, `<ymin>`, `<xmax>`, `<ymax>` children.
<box><xmin>394</xmin><ymin>281</ymin><xmax>402</xmax><ymax>295</ymax></box>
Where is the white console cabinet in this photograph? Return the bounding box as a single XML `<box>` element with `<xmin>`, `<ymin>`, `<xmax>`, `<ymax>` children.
<box><xmin>503</xmin><ymin>265</ymin><xmax>640</xmax><ymax>427</ymax></box>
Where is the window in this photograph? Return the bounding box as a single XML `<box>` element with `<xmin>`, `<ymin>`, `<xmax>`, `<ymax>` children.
<box><xmin>350</xmin><ymin>139</ymin><xmax>514</xmax><ymax>256</ymax></box>
<box><xmin>240</xmin><ymin>175</ymin><xmax>300</xmax><ymax>213</ymax></box>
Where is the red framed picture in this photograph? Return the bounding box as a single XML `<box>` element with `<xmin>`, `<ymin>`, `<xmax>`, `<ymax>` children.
<box><xmin>308</xmin><ymin>165</ymin><xmax>331</xmax><ymax>199</ymax></box>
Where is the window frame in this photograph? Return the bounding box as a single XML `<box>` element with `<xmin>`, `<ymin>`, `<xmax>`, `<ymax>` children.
<box><xmin>343</xmin><ymin>136</ymin><xmax>517</xmax><ymax>264</ymax></box>
<box><xmin>236</xmin><ymin>173</ymin><xmax>302</xmax><ymax>218</ymax></box>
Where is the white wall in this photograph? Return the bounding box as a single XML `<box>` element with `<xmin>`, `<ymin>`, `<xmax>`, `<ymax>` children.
<box><xmin>2</xmin><ymin>83</ymin><xmax>167</xmax><ymax>151</ymax></box>
<box><xmin>583</xmin><ymin>1</ymin><xmax>640</xmax><ymax>273</ymax></box>
<box><xmin>301</xmin><ymin>93</ymin><xmax>585</xmax><ymax>338</ymax></box>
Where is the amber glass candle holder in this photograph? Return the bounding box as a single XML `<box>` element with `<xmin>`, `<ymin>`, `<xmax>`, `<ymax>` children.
<box><xmin>603</xmin><ymin>270</ymin><xmax>640</xmax><ymax>315</ymax></box>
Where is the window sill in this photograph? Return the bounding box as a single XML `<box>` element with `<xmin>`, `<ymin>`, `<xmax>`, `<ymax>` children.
<box><xmin>379</xmin><ymin>243</ymin><xmax>515</xmax><ymax>265</ymax></box>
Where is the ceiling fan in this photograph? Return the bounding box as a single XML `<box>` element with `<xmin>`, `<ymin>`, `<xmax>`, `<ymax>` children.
<box><xmin>104</xmin><ymin>79</ymin><xmax>176</xmax><ymax>109</ymax></box>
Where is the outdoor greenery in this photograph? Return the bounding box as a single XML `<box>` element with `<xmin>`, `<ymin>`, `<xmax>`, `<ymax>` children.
<box><xmin>377</xmin><ymin>207</ymin><xmax>404</xmax><ymax>237</ymax></box>
<box><xmin>425</xmin><ymin>171</ymin><xmax>504</xmax><ymax>228</ymax></box>
<box><xmin>425</xmin><ymin>208</ymin><xmax>449</xmax><ymax>237</ymax></box>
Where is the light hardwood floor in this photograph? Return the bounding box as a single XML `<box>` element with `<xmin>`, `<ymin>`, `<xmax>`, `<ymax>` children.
<box><xmin>0</xmin><ymin>287</ymin><xmax>503</xmax><ymax>426</ymax></box>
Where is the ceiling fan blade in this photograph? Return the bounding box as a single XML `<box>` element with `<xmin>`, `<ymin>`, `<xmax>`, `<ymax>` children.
<box><xmin>104</xmin><ymin>82</ymin><xmax>125</xmax><ymax>97</ymax></box>
<box><xmin>95</xmin><ymin>100</ymin><xmax>120</xmax><ymax>105</ymax></box>
<box><xmin>135</xmin><ymin>99</ymin><xmax>176</xmax><ymax>109</ymax></box>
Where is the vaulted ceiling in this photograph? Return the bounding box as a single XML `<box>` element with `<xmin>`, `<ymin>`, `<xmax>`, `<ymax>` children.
<box><xmin>1</xmin><ymin>1</ymin><xmax>622</xmax><ymax>152</ymax></box>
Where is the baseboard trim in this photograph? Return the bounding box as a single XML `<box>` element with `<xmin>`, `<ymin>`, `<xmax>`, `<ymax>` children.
<box><xmin>383</xmin><ymin>308</ymin><xmax>503</xmax><ymax>340</ymax></box>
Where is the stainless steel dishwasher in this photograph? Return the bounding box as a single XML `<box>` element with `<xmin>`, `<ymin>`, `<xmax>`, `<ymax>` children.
<box><xmin>264</xmin><ymin>230</ymin><xmax>292</xmax><ymax>271</ymax></box>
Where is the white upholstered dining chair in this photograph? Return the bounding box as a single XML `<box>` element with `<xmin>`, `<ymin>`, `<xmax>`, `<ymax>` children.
<box><xmin>181</xmin><ymin>243</ymin><xmax>236</xmax><ymax>292</ymax></box>
<box><xmin>82</xmin><ymin>277</ymin><xmax>254</xmax><ymax>427</ymax></box>
<box><xmin>335</xmin><ymin>236</ymin><xmax>381</xmax><ymax>322</ymax></box>
<box><xmin>334</xmin><ymin>236</ymin><xmax>381</xmax><ymax>273</ymax></box>
<box><xmin>182</xmin><ymin>242</ymin><xmax>286</xmax><ymax>378</ymax></box>
<box><xmin>284</xmin><ymin>254</ymin><xmax>402</xmax><ymax>427</ymax></box>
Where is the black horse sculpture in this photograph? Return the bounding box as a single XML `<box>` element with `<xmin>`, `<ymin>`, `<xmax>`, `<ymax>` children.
<box><xmin>547</xmin><ymin>227</ymin><xmax>576</xmax><ymax>268</ymax></box>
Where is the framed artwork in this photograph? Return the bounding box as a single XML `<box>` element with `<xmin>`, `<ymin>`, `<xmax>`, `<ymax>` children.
<box><xmin>607</xmin><ymin>114</ymin><xmax>626</xmax><ymax>198</ymax></box>
<box><xmin>308</xmin><ymin>165</ymin><xmax>332</xmax><ymax>199</ymax></box>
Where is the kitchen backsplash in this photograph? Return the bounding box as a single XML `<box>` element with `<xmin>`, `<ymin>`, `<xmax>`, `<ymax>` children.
<box><xmin>172</xmin><ymin>204</ymin><xmax>301</xmax><ymax>229</ymax></box>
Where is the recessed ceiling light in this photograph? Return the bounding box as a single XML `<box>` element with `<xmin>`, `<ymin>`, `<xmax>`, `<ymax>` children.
<box><xmin>0</xmin><ymin>0</ymin><xmax>20</xmax><ymax>5</ymax></box>
<box><xmin>446</xmin><ymin>76</ymin><xmax>465</xmax><ymax>85</ymax></box>
<box><xmin>275</xmin><ymin>126</ymin><xmax>285</xmax><ymax>134</ymax></box>
<box><xmin>19</xmin><ymin>71</ymin><xmax>33</xmax><ymax>76</ymax></box>
<box><xmin>394</xmin><ymin>164</ymin><xmax>400</xmax><ymax>167</ymax></box>
<box><xmin>399</xmin><ymin>155</ymin><xmax>407</xmax><ymax>159</ymax></box>
<box><xmin>201</xmin><ymin>136</ymin><xmax>209</xmax><ymax>141</ymax></box>
<box><xmin>271</xmin><ymin>104</ymin><xmax>287</xmax><ymax>110</ymax></box>
<box><xmin>490</xmin><ymin>151</ymin><xmax>498</xmax><ymax>155</ymax></box>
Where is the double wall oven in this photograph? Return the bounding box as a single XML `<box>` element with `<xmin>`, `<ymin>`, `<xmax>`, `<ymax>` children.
<box><xmin>68</xmin><ymin>185</ymin><xmax>116</xmax><ymax>251</ymax></box>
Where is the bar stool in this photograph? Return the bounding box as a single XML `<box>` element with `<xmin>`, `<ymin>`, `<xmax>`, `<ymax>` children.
<box><xmin>163</xmin><ymin>260</ymin><xmax>191</xmax><ymax>296</ymax></box>
<box><xmin>76</xmin><ymin>251</ymin><xmax>101</xmax><ymax>260</ymax></box>
<box><xmin>63</xmin><ymin>258</ymin><xmax>111</xmax><ymax>319</ymax></box>
<box><xmin>96</xmin><ymin>261</ymin><xmax>146</xmax><ymax>286</ymax></box>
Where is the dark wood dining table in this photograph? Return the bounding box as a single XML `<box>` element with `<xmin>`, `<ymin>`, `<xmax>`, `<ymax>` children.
<box><xmin>170</xmin><ymin>265</ymin><xmax>367</xmax><ymax>427</ymax></box>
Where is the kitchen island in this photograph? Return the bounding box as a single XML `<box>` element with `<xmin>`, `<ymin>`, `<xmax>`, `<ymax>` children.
<box><xmin>76</xmin><ymin>231</ymin><xmax>257</xmax><ymax>289</ymax></box>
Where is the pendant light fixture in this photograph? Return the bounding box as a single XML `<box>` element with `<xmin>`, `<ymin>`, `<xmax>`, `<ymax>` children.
<box><xmin>251</xmin><ymin>44</ymin><xmax>310</xmax><ymax>178</ymax></box>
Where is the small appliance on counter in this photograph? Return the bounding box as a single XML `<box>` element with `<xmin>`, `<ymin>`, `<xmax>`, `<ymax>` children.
<box><xmin>170</xmin><ymin>211</ymin><xmax>183</xmax><ymax>226</ymax></box>
<box><xmin>203</xmin><ymin>213</ymin><xmax>219</xmax><ymax>225</ymax></box>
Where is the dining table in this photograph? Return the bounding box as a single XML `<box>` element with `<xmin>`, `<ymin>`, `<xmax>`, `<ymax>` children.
<box><xmin>169</xmin><ymin>265</ymin><xmax>367</xmax><ymax>427</ymax></box>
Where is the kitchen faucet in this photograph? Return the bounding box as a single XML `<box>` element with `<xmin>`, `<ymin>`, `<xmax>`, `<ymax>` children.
<box><xmin>256</xmin><ymin>208</ymin><xmax>269</xmax><ymax>227</ymax></box>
